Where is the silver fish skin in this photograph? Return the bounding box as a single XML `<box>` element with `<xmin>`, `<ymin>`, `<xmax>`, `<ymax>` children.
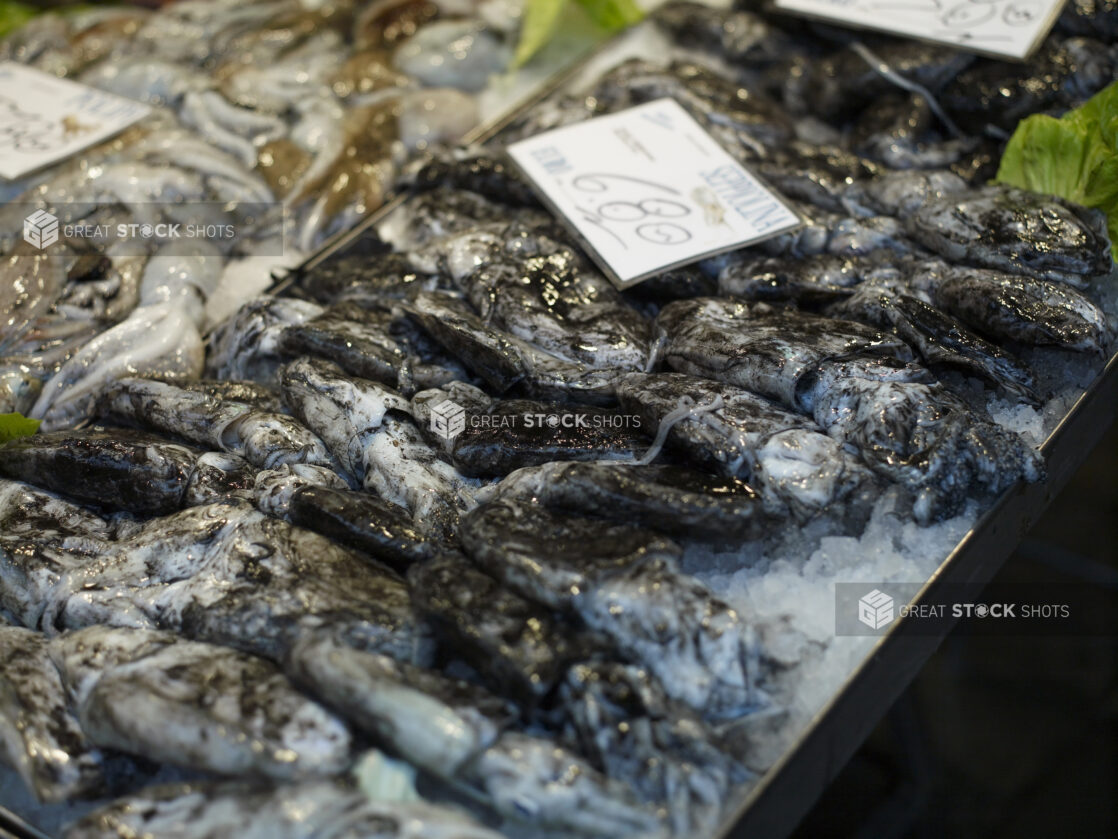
<box><xmin>415</xmin><ymin>222</ymin><xmax>652</xmax><ymax>372</ymax></box>
<box><xmin>907</xmin><ymin>186</ymin><xmax>1113</xmax><ymax>287</ymax></box>
<box><xmin>287</xmin><ymin>634</ymin><xmax>511</xmax><ymax>777</ymax></box>
<box><xmin>101</xmin><ymin>377</ymin><xmax>337</xmax><ymax>470</ymax></box>
<box><xmin>461</xmin><ymin>500</ymin><xmax>763</xmax><ymax>721</ymax></box>
<box><xmin>206</xmin><ymin>297</ymin><xmax>324</xmax><ymax>386</ymax></box>
<box><xmin>559</xmin><ymin>661</ymin><xmax>749</xmax><ymax>837</ymax></box>
<box><xmin>656</xmin><ymin>298</ymin><xmax>1043</xmax><ymax>522</ymax></box>
<box><xmin>287</xmin><ymin>634</ymin><xmax>665</xmax><ymax>839</ymax></box>
<box><xmin>0</xmin><ymin>625</ymin><xmax>105</xmax><ymax>803</ymax></box>
<box><xmin>406</xmin><ymin>552</ymin><xmax>592</xmax><ymax>704</ymax></box>
<box><xmin>282</xmin><ymin>357</ymin><xmax>474</xmax><ymax>539</ymax></box>
<box><xmin>488</xmin><ymin>461</ymin><xmax>771</xmax><ymax>544</ymax></box>
<box><xmin>277</xmin><ymin>303</ymin><xmax>414</xmax><ymax>390</ymax></box>
<box><xmin>0</xmin><ymin>479</ymin><xmax>117</xmax><ymax>628</ymax></box>
<box><xmin>49</xmin><ymin>625</ymin><xmax>352</xmax><ymax>781</ymax></box>
<box><xmin>42</xmin><ymin>502</ymin><xmax>427</xmax><ymax>665</ymax></box>
<box><xmin>841</xmin><ymin>169</ymin><xmax>969</xmax><ymax>219</ymax></box>
<box><xmin>281</xmin><ymin>356</ymin><xmax>411</xmax><ymax>482</ymax></box>
<box><xmin>615</xmin><ymin>372</ymin><xmax>879</xmax><ymax>523</ymax></box>
<box><xmin>252</xmin><ymin>463</ymin><xmax>351</xmax><ymax>520</ymax></box>
<box><xmin>0</xmin><ymin>427</ymin><xmax>244</xmax><ymax>516</ymax></box>
<box><xmin>403</xmin><ymin>291</ymin><xmax>619</xmax><ymax>405</ymax></box>
<box><xmin>825</xmin><ymin>276</ymin><xmax>1042</xmax><ymax>404</ymax></box>
<box><xmin>62</xmin><ymin>779</ymin><xmax>508</xmax><ymax>839</ymax></box>
<box><xmin>392</xmin><ymin>188</ymin><xmax>548</xmax><ymax>252</ymax></box>
<box><xmin>362</xmin><ymin>416</ymin><xmax>475</xmax><ymax>542</ymax></box>
<box><xmin>909</xmin><ymin>261</ymin><xmax>1113</xmax><ymax>355</ymax></box>
<box><xmin>411</xmin><ymin>383</ymin><xmax>651</xmax><ymax>478</ymax></box>
<box><xmin>657</xmin><ymin>297</ymin><xmax>918</xmax><ymax>408</ymax></box>
<box><xmin>30</xmin><ymin>286</ymin><xmax>211</xmax><ymax>432</ymax></box>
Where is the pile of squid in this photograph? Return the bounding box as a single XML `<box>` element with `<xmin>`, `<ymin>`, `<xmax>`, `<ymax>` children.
<box><xmin>1</xmin><ymin>2</ymin><xmax>1117</xmax><ymax>838</ymax></box>
<box><xmin>0</xmin><ymin>0</ymin><xmax>516</xmax><ymax>430</ymax></box>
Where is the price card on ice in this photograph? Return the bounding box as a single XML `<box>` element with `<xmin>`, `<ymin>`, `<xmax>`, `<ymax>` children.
<box><xmin>772</xmin><ymin>0</ymin><xmax>1067</xmax><ymax>60</ymax></box>
<box><xmin>0</xmin><ymin>62</ymin><xmax>151</xmax><ymax>180</ymax></box>
<box><xmin>507</xmin><ymin>99</ymin><xmax>800</xmax><ymax>290</ymax></box>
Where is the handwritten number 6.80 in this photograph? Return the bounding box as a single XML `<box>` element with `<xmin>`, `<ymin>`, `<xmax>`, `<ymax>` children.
<box><xmin>598</xmin><ymin>198</ymin><xmax>690</xmax><ymax>222</ymax></box>
<box><xmin>571</xmin><ymin>172</ymin><xmax>694</xmax><ymax>246</ymax></box>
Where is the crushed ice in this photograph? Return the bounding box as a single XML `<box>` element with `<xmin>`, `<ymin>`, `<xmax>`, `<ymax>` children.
<box><xmin>683</xmin><ymin>267</ymin><xmax>1117</xmax><ymax>780</ymax></box>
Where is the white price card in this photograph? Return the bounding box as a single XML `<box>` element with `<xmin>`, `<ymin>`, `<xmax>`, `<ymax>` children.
<box><xmin>507</xmin><ymin>99</ymin><xmax>800</xmax><ymax>290</ymax></box>
<box><xmin>773</xmin><ymin>0</ymin><xmax>1067</xmax><ymax>60</ymax></box>
<box><xmin>0</xmin><ymin>62</ymin><xmax>151</xmax><ymax>180</ymax></box>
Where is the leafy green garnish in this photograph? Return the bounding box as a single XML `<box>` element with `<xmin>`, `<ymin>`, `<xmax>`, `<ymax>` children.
<box><xmin>0</xmin><ymin>2</ymin><xmax>36</xmax><ymax>39</ymax></box>
<box><xmin>514</xmin><ymin>0</ymin><xmax>644</xmax><ymax>68</ymax></box>
<box><xmin>0</xmin><ymin>412</ymin><xmax>39</xmax><ymax>444</ymax></box>
<box><xmin>575</xmin><ymin>0</ymin><xmax>644</xmax><ymax>32</ymax></box>
<box><xmin>996</xmin><ymin>81</ymin><xmax>1118</xmax><ymax>263</ymax></box>
<box><xmin>514</xmin><ymin>0</ymin><xmax>567</xmax><ymax>68</ymax></box>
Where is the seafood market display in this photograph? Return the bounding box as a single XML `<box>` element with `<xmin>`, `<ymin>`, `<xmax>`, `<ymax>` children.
<box><xmin>0</xmin><ymin>0</ymin><xmax>523</xmax><ymax>431</ymax></box>
<box><xmin>2</xmin><ymin>2</ymin><xmax>1117</xmax><ymax>839</ymax></box>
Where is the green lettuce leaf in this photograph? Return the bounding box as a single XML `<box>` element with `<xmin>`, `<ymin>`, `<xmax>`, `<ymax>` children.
<box><xmin>573</xmin><ymin>0</ymin><xmax>644</xmax><ymax>31</ymax></box>
<box><xmin>514</xmin><ymin>0</ymin><xmax>568</xmax><ymax>68</ymax></box>
<box><xmin>996</xmin><ymin>115</ymin><xmax>1091</xmax><ymax>202</ymax></box>
<box><xmin>0</xmin><ymin>2</ymin><xmax>36</xmax><ymax>39</ymax></box>
<box><xmin>996</xmin><ymin>81</ymin><xmax>1118</xmax><ymax>263</ymax></box>
<box><xmin>0</xmin><ymin>412</ymin><xmax>40</xmax><ymax>444</ymax></box>
<box><xmin>514</xmin><ymin>0</ymin><xmax>644</xmax><ymax>68</ymax></box>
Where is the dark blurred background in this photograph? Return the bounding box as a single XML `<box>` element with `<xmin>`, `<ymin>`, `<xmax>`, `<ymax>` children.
<box><xmin>794</xmin><ymin>423</ymin><xmax>1118</xmax><ymax>839</ymax></box>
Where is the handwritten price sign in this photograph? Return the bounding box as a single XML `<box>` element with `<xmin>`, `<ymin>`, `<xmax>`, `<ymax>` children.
<box><xmin>569</xmin><ymin>173</ymin><xmax>698</xmax><ymax>247</ymax></box>
<box><xmin>508</xmin><ymin>99</ymin><xmax>799</xmax><ymax>289</ymax></box>
<box><xmin>0</xmin><ymin>63</ymin><xmax>150</xmax><ymax>180</ymax></box>
<box><xmin>773</xmin><ymin>0</ymin><xmax>1067</xmax><ymax>60</ymax></box>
